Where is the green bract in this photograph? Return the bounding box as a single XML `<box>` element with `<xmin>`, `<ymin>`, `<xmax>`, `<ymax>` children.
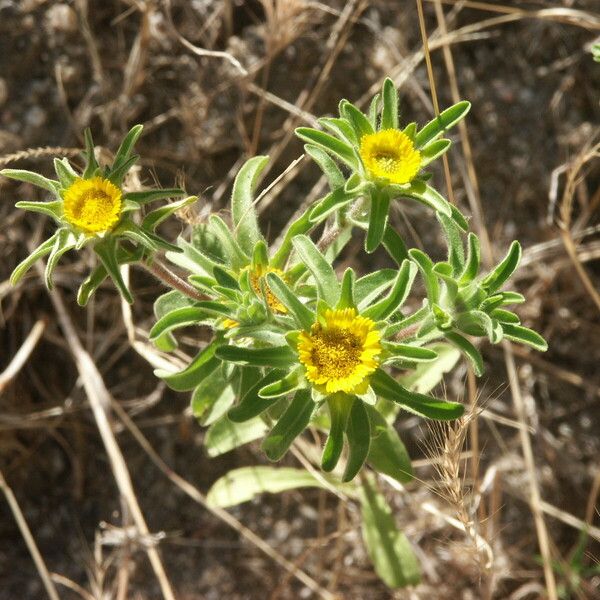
<box><xmin>2</xmin><ymin>125</ymin><xmax>193</xmax><ymax>304</ymax></box>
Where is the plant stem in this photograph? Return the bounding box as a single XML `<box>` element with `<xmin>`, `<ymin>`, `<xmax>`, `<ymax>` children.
<box><xmin>142</xmin><ymin>257</ymin><xmax>207</xmax><ymax>302</ymax></box>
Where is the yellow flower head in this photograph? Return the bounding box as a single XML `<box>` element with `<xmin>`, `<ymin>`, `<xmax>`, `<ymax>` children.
<box><xmin>359</xmin><ymin>129</ymin><xmax>421</xmax><ymax>185</ymax></box>
<box><xmin>63</xmin><ymin>176</ymin><xmax>122</xmax><ymax>234</ymax></box>
<box><xmin>221</xmin><ymin>318</ymin><xmax>239</xmax><ymax>329</ymax></box>
<box><xmin>248</xmin><ymin>265</ymin><xmax>288</xmax><ymax>314</ymax></box>
<box><xmin>297</xmin><ymin>308</ymin><xmax>382</xmax><ymax>395</ymax></box>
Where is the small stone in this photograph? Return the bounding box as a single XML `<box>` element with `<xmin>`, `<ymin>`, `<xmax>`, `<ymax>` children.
<box><xmin>45</xmin><ymin>3</ymin><xmax>78</xmax><ymax>33</ymax></box>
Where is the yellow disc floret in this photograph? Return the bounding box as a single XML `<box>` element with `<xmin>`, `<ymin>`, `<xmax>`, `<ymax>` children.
<box><xmin>248</xmin><ymin>265</ymin><xmax>288</xmax><ymax>314</ymax></box>
<box><xmin>63</xmin><ymin>176</ymin><xmax>122</xmax><ymax>234</ymax></box>
<box><xmin>359</xmin><ymin>129</ymin><xmax>421</xmax><ymax>184</ymax></box>
<box><xmin>297</xmin><ymin>308</ymin><xmax>382</xmax><ymax>394</ymax></box>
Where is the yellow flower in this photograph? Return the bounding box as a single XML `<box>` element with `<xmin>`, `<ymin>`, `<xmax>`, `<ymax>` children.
<box><xmin>248</xmin><ymin>265</ymin><xmax>288</xmax><ymax>314</ymax></box>
<box><xmin>63</xmin><ymin>176</ymin><xmax>122</xmax><ymax>234</ymax></box>
<box><xmin>359</xmin><ymin>129</ymin><xmax>421</xmax><ymax>184</ymax></box>
<box><xmin>297</xmin><ymin>308</ymin><xmax>381</xmax><ymax>394</ymax></box>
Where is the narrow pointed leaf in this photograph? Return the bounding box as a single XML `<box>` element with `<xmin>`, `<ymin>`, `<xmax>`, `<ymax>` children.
<box><xmin>363</xmin><ymin>260</ymin><xmax>416</xmax><ymax>320</ymax></box>
<box><xmin>266</xmin><ymin>273</ymin><xmax>314</xmax><ymax>331</ymax></box>
<box><xmin>444</xmin><ymin>331</ymin><xmax>484</xmax><ymax>376</ymax></box>
<box><xmin>292</xmin><ymin>235</ymin><xmax>339</xmax><ymax>306</ymax></box>
<box><xmin>262</xmin><ymin>389</ymin><xmax>314</xmax><ymax>461</ymax></box>
<box><xmin>124</xmin><ymin>188</ymin><xmax>185</xmax><ymax>204</ymax></box>
<box><xmin>1</xmin><ymin>169</ymin><xmax>60</xmax><ymax>195</ymax></box>
<box><xmin>415</xmin><ymin>101</ymin><xmax>471</xmax><ymax>147</ymax></box>
<box><xmin>481</xmin><ymin>241</ymin><xmax>522</xmax><ymax>293</ymax></box>
<box><xmin>366</xmin><ymin>190</ymin><xmax>390</xmax><ymax>253</ymax></box>
<box><xmin>382</xmin><ymin>342</ymin><xmax>438</xmax><ymax>363</ymax></box>
<box><xmin>337</xmin><ymin>268</ymin><xmax>356</xmax><ymax>310</ymax></box>
<box><xmin>205</xmin><ymin>417</ymin><xmax>269</xmax><ymax>458</ymax></box>
<box><xmin>295</xmin><ymin>128</ymin><xmax>356</xmax><ymax>168</ymax></box>
<box><xmin>216</xmin><ymin>345</ymin><xmax>296</xmax><ymax>368</ymax></box>
<box><xmin>343</xmin><ymin>398</ymin><xmax>371</xmax><ymax>482</ymax></box>
<box><xmin>382</xmin><ymin>225</ymin><xmax>409</xmax><ymax>265</ymax></box>
<box><xmin>53</xmin><ymin>158</ymin><xmax>77</xmax><ymax>187</ymax></box>
<box><xmin>149</xmin><ymin>307</ymin><xmax>213</xmax><ymax>340</ymax></box>
<box><xmin>502</xmin><ymin>323</ymin><xmax>548</xmax><ymax>351</ymax></box>
<box><xmin>157</xmin><ymin>342</ymin><xmax>220</xmax><ymax>391</ymax></box>
<box><xmin>371</xmin><ymin>369</ymin><xmax>464</xmax><ymax>420</ymax></box>
<box><xmin>15</xmin><ymin>200</ymin><xmax>62</xmax><ymax>221</ymax></box>
<box><xmin>45</xmin><ymin>228</ymin><xmax>75</xmax><ymax>289</ymax></box>
<box><xmin>142</xmin><ymin>195</ymin><xmax>197</xmax><ymax>231</ymax></box>
<box><xmin>460</xmin><ymin>233</ymin><xmax>481</xmax><ymax>283</ymax></box>
<box><xmin>402</xmin><ymin>184</ymin><xmax>452</xmax><ymax>217</ymax></box>
<box><xmin>231</xmin><ymin>155</ymin><xmax>268</xmax><ymax>255</ymax></box>
<box><xmin>409</xmin><ymin>248</ymin><xmax>440</xmax><ymax>304</ymax></box>
<box><xmin>360</xmin><ymin>478</ymin><xmax>420</xmax><ymax>588</ymax></box>
<box><xmin>340</xmin><ymin>100</ymin><xmax>374</xmax><ymax>139</ymax></box>
<box><xmin>83</xmin><ymin>128</ymin><xmax>100</xmax><ymax>178</ymax></box>
<box><xmin>93</xmin><ymin>239</ymin><xmax>133</xmax><ymax>303</ymax></box>
<box><xmin>10</xmin><ymin>232</ymin><xmax>59</xmax><ymax>285</ymax></box>
<box><xmin>112</xmin><ymin>124</ymin><xmax>143</xmax><ymax>171</ymax></box>
<box><xmin>322</xmin><ymin>393</ymin><xmax>349</xmax><ymax>472</ymax></box>
<box><xmin>228</xmin><ymin>370</ymin><xmax>285</xmax><ymax>422</ymax></box>
<box><xmin>381</xmin><ymin>78</ymin><xmax>399</xmax><ymax>130</ymax></box>
<box><xmin>308</xmin><ymin>186</ymin><xmax>356</xmax><ymax>222</ymax></box>
<box><xmin>304</xmin><ymin>145</ymin><xmax>345</xmax><ymax>190</ymax></box>
<box><xmin>259</xmin><ymin>370</ymin><xmax>301</xmax><ymax>399</ymax></box>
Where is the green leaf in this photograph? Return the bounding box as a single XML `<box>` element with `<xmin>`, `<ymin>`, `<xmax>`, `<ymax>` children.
<box><xmin>340</xmin><ymin>100</ymin><xmax>374</xmax><ymax>139</ymax></box>
<box><xmin>343</xmin><ymin>398</ymin><xmax>371</xmax><ymax>482</ymax></box>
<box><xmin>142</xmin><ymin>196</ymin><xmax>198</xmax><ymax>231</ymax></box>
<box><xmin>498</xmin><ymin>291</ymin><xmax>526</xmax><ymax>305</ymax></box>
<box><xmin>490</xmin><ymin>308</ymin><xmax>520</xmax><ymax>324</ymax></box>
<box><xmin>82</xmin><ymin>128</ymin><xmax>100</xmax><ymax>178</ymax></box>
<box><xmin>259</xmin><ymin>369</ymin><xmax>302</xmax><ymax>399</ymax></box>
<box><xmin>366</xmin><ymin>408</ymin><xmax>413</xmax><ymax>483</ymax></box>
<box><xmin>460</xmin><ymin>233</ymin><xmax>481</xmax><ymax>283</ymax></box>
<box><xmin>322</xmin><ymin>393</ymin><xmax>349</xmax><ymax>472</ymax></box>
<box><xmin>205</xmin><ymin>417</ymin><xmax>269</xmax><ymax>458</ymax></box>
<box><xmin>213</xmin><ymin>265</ymin><xmax>240</xmax><ymax>290</ymax></box>
<box><xmin>10</xmin><ymin>232</ymin><xmax>59</xmax><ymax>285</ymax></box>
<box><xmin>502</xmin><ymin>323</ymin><xmax>548</xmax><ymax>351</ymax></box>
<box><xmin>53</xmin><ymin>158</ymin><xmax>78</xmax><ymax>187</ymax></box>
<box><xmin>366</xmin><ymin>189</ymin><xmax>390</xmax><ymax>253</ymax></box>
<box><xmin>157</xmin><ymin>341</ymin><xmax>220</xmax><ymax>391</ymax></box>
<box><xmin>45</xmin><ymin>228</ymin><xmax>76</xmax><ymax>289</ymax></box>
<box><xmin>207</xmin><ymin>466</ymin><xmax>328</xmax><ymax>508</ymax></box>
<box><xmin>304</xmin><ymin>145</ymin><xmax>345</xmax><ymax>190</ymax></box>
<box><xmin>265</xmin><ymin>273</ymin><xmax>314</xmax><ymax>330</ymax></box>
<box><xmin>192</xmin><ymin>373</ymin><xmax>236</xmax><ymax>426</ymax></box>
<box><xmin>437</xmin><ymin>212</ymin><xmax>464</xmax><ymax>274</ymax></box>
<box><xmin>355</xmin><ymin>269</ymin><xmax>396</xmax><ymax>308</ymax></box>
<box><xmin>371</xmin><ymin>369</ymin><xmax>464</xmax><ymax>420</ymax></box>
<box><xmin>402</xmin><ymin>184</ymin><xmax>452</xmax><ymax>218</ymax></box>
<box><xmin>415</xmin><ymin>101</ymin><xmax>471</xmax><ymax>147</ymax></box>
<box><xmin>308</xmin><ymin>186</ymin><xmax>357</xmax><ymax>223</ymax></box>
<box><xmin>382</xmin><ymin>225</ymin><xmax>409</xmax><ymax>266</ymax></box>
<box><xmin>295</xmin><ymin>127</ymin><xmax>357</xmax><ymax>168</ymax></box>
<box><xmin>363</xmin><ymin>260</ymin><xmax>416</xmax><ymax>320</ymax></box>
<box><xmin>124</xmin><ymin>188</ymin><xmax>185</xmax><ymax>204</ymax></box>
<box><xmin>368</xmin><ymin>93</ymin><xmax>381</xmax><ymax>128</ymax></box>
<box><xmin>318</xmin><ymin>117</ymin><xmax>358</xmax><ymax>145</ymax></box>
<box><xmin>444</xmin><ymin>331</ymin><xmax>484</xmax><ymax>376</ymax></box>
<box><xmin>231</xmin><ymin>155</ymin><xmax>268</xmax><ymax>255</ymax></box>
<box><xmin>111</xmin><ymin>124</ymin><xmax>143</xmax><ymax>171</ymax></box>
<box><xmin>481</xmin><ymin>241</ymin><xmax>522</xmax><ymax>293</ymax></box>
<box><xmin>262</xmin><ymin>389</ymin><xmax>315</xmax><ymax>461</ymax></box>
<box><xmin>1</xmin><ymin>169</ymin><xmax>60</xmax><ymax>196</ymax></box>
<box><xmin>107</xmin><ymin>154</ymin><xmax>139</xmax><ymax>186</ymax></box>
<box><xmin>292</xmin><ymin>235</ymin><xmax>340</xmax><ymax>306</ymax></box>
<box><xmin>14</xmin><ymin>200</ymin><xmax>62</xmax><ymax>221</ymax></box>
<box><xmin>382</xmin><ymin>342</ymin><xmax>438</xmax><ymax>363</ymax></box>
<box><xmin>209</xmin><ymin>215</ymin><xmax>249</xmax><ymax>269</ymax></box>
<box><xmin>149</xmin><ymin>307</ymin><xmax>213</xmax><ymax>340</ymax></box>
<box><xmin>409</xmin><ymin>248</ymin><xmax>440</xmax><ymax>304</ymax></box>
<box><xmin>360</xmin><ymin>477</ymin><xmax>420</xmax><ymax>588</ymax></box>
<box><xmin>76</xmin><ymin>246</ymin><xmax>143</xmax><ymax>306</ymax></box>
<box><xmin>216</xmin><ymin>345</ymin><xmax>297</xmax><ymax>368</ymax></box>
<box><xmin>337</xmin><ymin>268</ymin><xmax>356</xmax><ymax>310</ymax></box>
<box><xmin>381</xmin><ymin>78</ymin><xmax>399</xmax><ymax>130</ymax></box>
<box><xmin>420</xmin><ymin>139</ymin><xmax>451</xmax><ymax>167</ymax></box>
<box><xmin>93</xmin><ymin>238</ymin><xmax>133</xmax><ymax>304</ymax></box>
<box><xmin>399</xmin><ymin>343</ymin><xmax>460</xmax><ymax>394</ymax></box>
<box><xmin>228</xmin><ymin>370</ymin><xmax>285</xmax><ymax>422</ymax></box>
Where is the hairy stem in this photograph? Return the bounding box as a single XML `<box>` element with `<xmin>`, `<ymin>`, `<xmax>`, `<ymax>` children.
<box><xmin>142</xmin><ymin>258</ymin><xmax>207</xmax><ymax>302</ymax></box>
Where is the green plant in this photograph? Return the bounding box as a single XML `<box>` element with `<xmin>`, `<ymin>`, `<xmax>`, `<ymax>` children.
<box><xmin>4</xmin><ymin>77</ymin><xmax>547</xmax><ymax>590</ymax></box>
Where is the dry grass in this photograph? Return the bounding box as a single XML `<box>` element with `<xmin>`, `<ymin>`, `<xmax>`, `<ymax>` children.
<box><xmin>1</xmin><ymin>1</ymin><xmax>600</xmax><ymax>598</ymax></box>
